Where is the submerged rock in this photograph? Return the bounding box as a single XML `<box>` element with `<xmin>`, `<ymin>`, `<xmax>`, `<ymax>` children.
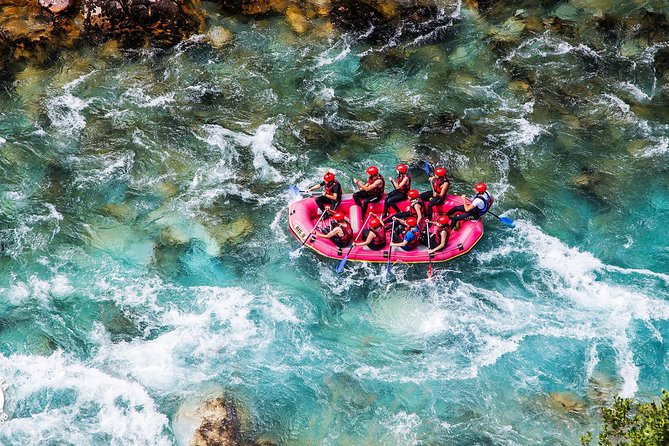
<box><xmin>190</xmin><ymin>398</ymin><xmax>242</xmax><ymax>446</ymax></box>
<box><xmin>207</xmin><ymin>26</ymin><xmax>234</xmax><ymax>48</ymax></box>
<box><xmin>173</xmin><ymin>397</ymin><xmax>275</xmax><ymax>446</ymax></box>
<box><xmin>547</xmin><ymin>391</ymin><xmax>587</xmax><ymax>415</ymax></box>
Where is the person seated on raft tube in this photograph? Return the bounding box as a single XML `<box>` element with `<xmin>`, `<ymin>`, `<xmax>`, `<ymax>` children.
<box><xmin>383</xmin><ymin>189</ymin><xmax>424</xmax><ymax>229</ymax></box>
<box><xmin>353</xmin><ymin>166</ymin><xmax>385</xmax><ymax>217</ymax></box>
<box><xmin>424</xmin><ymin>216</ymin><xmax>451</xmax><ymax>254</ymax></box>
<box><xmin>354</xmin><ymin>217</ymin><xmax>387</xmax><ymax>251</ymax></box>
<box><xmin>317</xmin><ymin>211</ymin><xmax>353</xmax><ymax>248</ymax></box>
<box><xmin>446</xmin><ymin>182</ymin><xmax>493</xmax><ymax>230</ymax></box>
<box><xmin>382</xmin><ymin>163</ymin><xmax>411</xmax><ymax>218</ymax></box>
<box><xmin>419</xmin><ymin>166</ymin><xmax>449</xmax><ymax>219</ymax></box>
<box><xmin>390</xmin><ymin>216</ymin><xmax>421</xmax><ymax>251</ymax></box>
<box><xmin>307</xmin><ymin>172</ymin><xmax>342</xmax><ymax>213</ymax></box>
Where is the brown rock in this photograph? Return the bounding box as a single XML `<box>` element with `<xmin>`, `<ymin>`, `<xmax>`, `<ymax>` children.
<box><xmin>286</xmin><ymin>6</ymin><xmax>308</xmax><ymax>34</ymax></box>
<box><xmin>190</xmin><ymin>398</ymin><xmax>242</xmax><ymax>446</ymax></box>
<box><xmin>80</xmin><ymin>0</ymin><xmax>206</xmax><ymax>47</ymax></box>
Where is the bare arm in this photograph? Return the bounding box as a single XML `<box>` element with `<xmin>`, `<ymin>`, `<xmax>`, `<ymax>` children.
<box><xmin>461</xmin><ymin>194</ymin><xmax>474</xmax><ymax>212</ymax></box>
<box><xmin>355</xmin><ymin>231</ymin><xmax>375</xmax><ymax>246</ymax></box>
<box><xmin>414</xmin><ymin>204</ymin><xmax>423</xmax><ymax>225</ymax></box>
<box><xmin>429</xmin><ymin>230</ymin><xmax>447</xmax><ymax>253</ymax></box>
<box><xmin>317</xmin><ymin>227</ymin><xmax>342</xmax><ymax>239</ymax></box>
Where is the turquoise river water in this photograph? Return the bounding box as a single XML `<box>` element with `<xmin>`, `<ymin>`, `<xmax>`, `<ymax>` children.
<box><xmin>1</xmin><ymin>0</ymin><xmax>669</xmax><ymax>444</ymax></box>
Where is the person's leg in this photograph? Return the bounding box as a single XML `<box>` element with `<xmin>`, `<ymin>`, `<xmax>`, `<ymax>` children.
<box><xmin>446</xmin><ymin>204</ymin><xmax>466</xmax><ymax>217</ymax></box>
<box><xmin>449</xmin><ymin>211</ymin><xmax>473</xmax><ymax>229</ymax></box>
<box><xmin>419</xmin><ymin>191</ymin><xmax>432</xmax><ymax>202</ymax></box>
<box><xmin>384</xmin><ymin>190</ymin><xmax>405</xmax><ymax>216</ymax></box>
<box><xmin>384</xmin><ymin>211</ymin><xmax>410</xmax><ymax>228</ymax></box>
<box><xmin>315</xmin><ymin>196</ymin><xmax>326</xmax><ymax>212</ymax></box>
<box><xmin>427</xmin><ymin>196</ymin><xmax>444</xmax><ymax>219</ymax></box>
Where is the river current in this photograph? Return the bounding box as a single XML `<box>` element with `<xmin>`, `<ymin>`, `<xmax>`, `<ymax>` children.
<box><xmin>1</xmin><ymin>0</ymin><xmax>668</xmax><ymax>444</ymax></box>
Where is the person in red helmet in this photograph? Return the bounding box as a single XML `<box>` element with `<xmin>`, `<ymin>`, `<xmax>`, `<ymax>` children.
<box><xmin>424</xmin><ymin>215</ymin><xmax>450</xmax><ymax>253</ymax></box>
<box><xmin>317</xmin><ymin>211</ymin><xmax>353</xmax><ymax>248</ymax></box>
<box><xmin>354</xmin><ymin>217</ymin><xmax>387</xmax><ymax>250</ymax></box>
<box><xmin>353</xmin><ymin>165</ymin><xmax>385</xmax><ymax>217</ymax></box>
<box><xmin>446</xmin><ymin>182</ymin><xmax>493</xmax><ymax>230</ymax></box>
<box><xmin>390</xmin><ymin>216</ymin><xmax>421</xmax><ymax>251</ymax></box>
<box><xmin>382</xmin><ymin>163</ymin><xmax>411</xmax><ymax>218</ymax></box>
<box><xmin>383</xmin><ymin>189</ymin><xmax>424</xmax><ymax>228</ymax></box>
<box><xmin>307</xmin><ymin>171</ymin><xmax>342</xmax><ymax>213</ymax></box>
<box><xmin>420</xmin><ymin>166</ymin><xmax>450</xmax><ymax>219</ymax></box>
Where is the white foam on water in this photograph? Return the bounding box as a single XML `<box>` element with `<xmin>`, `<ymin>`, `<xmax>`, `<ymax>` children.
<box><xmin>512</xmin><ymin>221</ymin><xmax>669</xmax><ymax>396</ymax></box>
<box><xmin>0</xmin><ymin>136</ymin><xmax>6</xmax><ymax>146</ymax></box>
<box><xmin>597</xmin><ymin>93</ymin><xmax>631</xmax><ymax>115</ymax></box>
<box><xmin>638</xmin><ymin>136</ymin><xmax>669</xmax><ymax>157</ymax></box>
<box><xmin>616</xmin><ymin>81</ymin><xmax>651</xmax><ymax>103</ymax></box>
<box><xmin>122</xmin><ymin>87</ymin><xmax>175</xmax><ymax>108</ymax></box>
<box><xmin>197</xmin><ymin>123</ymin><xmax>295</xmax><ymax>182</ymax></box>
<box><xmin>378</xmin><ymin>410</ymin><xmax>421</xmax><ymax>446</ymax></box>
<box><xmin>499</xmin><ymin>117</ymin><xmax>547</xmax><ymax>148</ymax></box>
<box><xmin>69</xmin><ymin>151</ymin><xmax>135</xmax><ymax>188</ymax></box>
<box><xmin>91</xmin><ymin>286</ymin><xmax>282</xmax><ymax>391</ymax></box>
<box><xmin>314</xmin><ymin>42</ymin><xmax>352</xmax><ymax>68</ymax></box>
<box><xmin>6</xmin><ymin>274</ymin><xmax>74</xmax><ymax>305</ymax></box>
<box><xmin>0</xmin><ymin>352</ymin><xmax>171</xmax><ymax>446</ymax></box>
<box><xmin>46</xmin><ymin>93</ymin><xmax>89</xmax><ymax>136</ymax></box>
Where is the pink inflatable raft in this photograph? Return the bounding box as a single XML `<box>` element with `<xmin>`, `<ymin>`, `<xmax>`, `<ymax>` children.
<box><xmin>288</xmin><ymin>194</ymin><xmax>484</xmax><ymax>264</ymax></box>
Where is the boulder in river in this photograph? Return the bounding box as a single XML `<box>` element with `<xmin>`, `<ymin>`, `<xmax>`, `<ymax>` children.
<box><xmin>173</xmin><ymin>397</ymin><xmax>275</xmax><ymax>446</ymax></box>
<box><xmin>80</xmin><ymin>0</ymin><xmax>206</xmax><ymax>47</ymax></box>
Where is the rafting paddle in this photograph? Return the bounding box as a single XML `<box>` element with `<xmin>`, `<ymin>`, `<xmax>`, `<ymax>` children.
<box><xmin>424</xmin><ymin>161</ymin><xmax>431</xmax><ymax>176</ymax></box>
<box><xmin>290</xmin><ymin>211</ymin><xmax>329</xmax><ymax>259</ymax></box>
<box><xmin>426</xmin><ymin>219</ymin><xmax>433</xmax><ymax>278</ymax></box>
<box><xmin>487</xmin><ymin>211</ymin><xmax>515</xmax><ymax>228</ymax></box>
<box><xmin>386</xmin><ymin>218</ymin><xmax>395</xmax><ymax>280</ymax></box>
<box><xmin>336</xmin><ymin>212</ymin><xmax>373</xmax><ymax>273</ymax></box>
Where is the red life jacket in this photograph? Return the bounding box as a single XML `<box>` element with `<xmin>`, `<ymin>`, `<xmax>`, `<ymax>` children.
<box><xmin>369</xmin><ymin>227</ymin><xmax>386</xmax><ymax>247</ymax></box>
<box><xmin>325</xmin><ymin>180</ymin><xmax>341</xmax><ymax>199</ymax></box>
<box><xmin>406</xmin><ymin>199</ymin><xmax>425</xmax><ymax>219</ymax></box>
<box><xmin>367</xmin><ymin>174</ymin><xmax>385</xmax><ymax>198</ymax></box>
<box><xmin>432</xmin><ymin>176</ymin><xmax>448</xmax><ymax>195</ymax></box>
<box><xmin>396</xmin><ymin>173</ymin><xmax>411</xmax><ymax>193</ymax></box>
<box><xmin>339</xmin><ymin>220</ymin><xmax>353</xmax><ymax>243</ymax></box>
<box><xmin>431</xmin><ymin>226</ymin><xmax>448</xmax><ymax>247</ymax></box>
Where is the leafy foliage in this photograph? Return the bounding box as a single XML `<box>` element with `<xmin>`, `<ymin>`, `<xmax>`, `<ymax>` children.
<box><xmin>581</xmin><ymin>389</ymin><xmax>669</xmax><ymax>446</ymax></box>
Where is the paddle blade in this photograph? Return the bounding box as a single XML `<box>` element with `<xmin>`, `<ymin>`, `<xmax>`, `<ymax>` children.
<box><xmin>336</xmin><ymin>256</ymin><xmax>348</xmax><ymax>273</ymax></box>
<box><xmin>498</xmin><ymin>216</ymin><xmax>515</xmax><ymax>228</ymax></box>
<box><xmin>424</xmin><ymin>161</ymin><xmax>431</xmax><ymax>176</ymax></box>
<box><xmin>428</xmin><ymin>263</ymin><xmax>433</xmax><ymax>279</ymax></box>
<box><xmin>288</xmin><ymin>185</ymin><xmax>301</xmax><ymax>194</ymax></box>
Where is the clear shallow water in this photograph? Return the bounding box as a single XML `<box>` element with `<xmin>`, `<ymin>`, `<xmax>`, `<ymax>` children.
<box><xmin>1</xmin><ymin>1</ymin><xmax>669</xmax><ymax>444</ymax></box>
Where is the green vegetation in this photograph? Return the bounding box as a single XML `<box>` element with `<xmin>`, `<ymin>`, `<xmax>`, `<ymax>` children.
<box><xmin>581</xmin><ymin>389</ymin><xmax>669</xmax><ymax>446</ymax></box>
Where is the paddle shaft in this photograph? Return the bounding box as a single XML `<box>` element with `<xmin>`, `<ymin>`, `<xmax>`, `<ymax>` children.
<box><xmin>426</xmin><ymin>219</ymin><xmax>433</xmax><ymax>278</ymax></box>
<box><xmin>301</xmin><ymin>211</ymin><xmax>328</xmax><ymax>247</ymax></box>
<box><xmin>386</xmin><ymin>219</ymin><xmax>395</xmax><ymax>276</ymax></box>
<box><xmin>336</xmin><ymin>212</ymin><xmax>374</xmax><ymax>273</ymax></box>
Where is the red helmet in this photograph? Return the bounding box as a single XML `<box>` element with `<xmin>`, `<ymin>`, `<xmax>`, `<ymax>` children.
<box><xmin>366</xmin><ymin>166</ymin><xmax>379</xmax><ymax>176</ymax></box>
<box><xmin>437</xmin><ymin>216</ymin><xmax>449</xmax><ymax>226</ymax></box>
<box><xmin>324</xmin><ymin>172</ymin><xmax>335</xmax><ymax>182</ymax></box>
<box><xmin>406</xmin><ymin>217</ymin><xmax>417</xmax><ymax>227</ymax></box>
<box><xmin>396</xmin><ymin>163</ymin><xmax>407</xmax><ymax>174</ymax></box>
<box><xmin>407</xmin><ymin>189</ymin><xmax>419</xmax><ymax>199</ymax></box>
<box><xmin>475</xmin><ymin>182</ymin><xmax>487</xmax><ymax>193</ymax></box>
<box><xmin>434</xmin><ymin>167</ymin><xmax>447</xmax><ymax>177</ymax></box>
<box><xmin>332</xmin><ymin>211</ymin><xmax>346</xmax><ymax>222</ymax></box>
<box><xmin>369</xmin><ymin>217</ymin><xmax>382</xmax><ymax>228</ymax></box>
